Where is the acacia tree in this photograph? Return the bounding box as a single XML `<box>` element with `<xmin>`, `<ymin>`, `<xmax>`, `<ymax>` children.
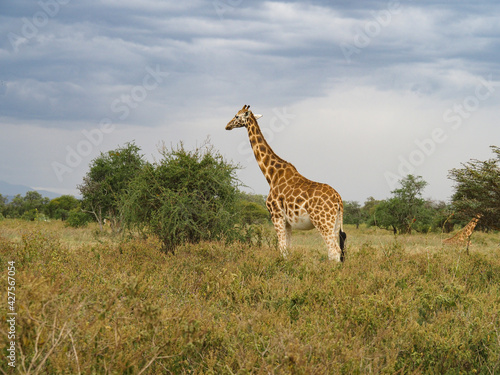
<box><xmin>370</xmin><ymin>175</ymin><xmax>432</xmax><ymax>234</ymax></box>
<box><xmin>343</xmin><ymin>201</ymin><xmax>363</xmax><ymax>228</ymax></box>
<box><xmin>78</xmin><ymin>142</ymin><xmax>144</xmax><ymax>231</ymax></box>
<box><xmin>448</xmin><ymin>146</ymin><xmax>500</xmax><ymax>230</ymax></box>
<box><xmin>121</xmin><ymin>142</ymin><xmax>241</xmax><ymax>253</ymax></box>
<box><xmin>2</xmin><ymin>191</ymin><xmax>50</xmax><ymax>219</ymax></box>
<box><xmin>0</xmin><ymin>194</ymin><xmax>6</xmax><ymax>218</ymax></box>
<box><xmin>47</xmin><ymin>195</ymin><xmax>80</xmax><ymax>220</ymax></box>
<box><xmin>21</xmin><ymin>191</ymin><xmax>50</xmax><ymax>220</ymax></box>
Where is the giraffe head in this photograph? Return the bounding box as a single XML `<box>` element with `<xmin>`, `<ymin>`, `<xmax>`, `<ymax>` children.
<box><xmin>226</xmin><ymin>105</ymin><xmax>262</xmax><ymax>130</ymax></box>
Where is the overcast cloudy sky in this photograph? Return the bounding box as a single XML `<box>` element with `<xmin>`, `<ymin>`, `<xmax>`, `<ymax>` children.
<box><xmin>1</xmin><ymin>0</ymin><xmax>499</xmax><ymax>203</ymax></box>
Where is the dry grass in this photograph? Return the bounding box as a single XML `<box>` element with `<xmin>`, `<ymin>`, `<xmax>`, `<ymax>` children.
<box><xmin>1</xmin><ymin>219</ymin><xmax>499</xmax><ymax>374</ymax></box>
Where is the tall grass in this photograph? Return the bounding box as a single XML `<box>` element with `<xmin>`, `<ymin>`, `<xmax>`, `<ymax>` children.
<box><xmin>1</xmin><ymin>220</ymin><xmax>499</xmax><ymax>374</ymax></box>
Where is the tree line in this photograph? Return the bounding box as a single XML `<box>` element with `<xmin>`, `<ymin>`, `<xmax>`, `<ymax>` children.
<box><xmin>344</xmin><ymin>146</ymin><xmax>499</xmax><ymax>234</ymax></box>
<box><xmin>1</xmin><ymin>143</ymin><xmax>498</xmax><ymax>250</ymax></box>
<box><xmin>0</xmin><ymin>191</ymin><xmax>82</xmax><ymax>223</ymax></box>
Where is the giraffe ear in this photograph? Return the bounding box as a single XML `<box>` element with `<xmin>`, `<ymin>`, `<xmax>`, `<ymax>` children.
<box><xmin>254</xmin><ymin>114</ymin><xmax>263</xmax><ymax>119</ymax></box>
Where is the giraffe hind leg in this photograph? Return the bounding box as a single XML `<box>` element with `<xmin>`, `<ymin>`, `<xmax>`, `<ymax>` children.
<box><xmin>318</xmin><ymin>227</ymin><xmax>343</xmax><ymax>262</ymax></box>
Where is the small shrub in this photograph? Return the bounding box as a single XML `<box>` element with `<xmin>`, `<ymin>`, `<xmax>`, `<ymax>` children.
<box><xmin>66</xmin><ymin>209</ymin><xmax>93</xmax><ymax>228</ymax></box>
<box><xmin>21</xmin><ymin>208</ymin><xmax>38</xmax><ymax>221</ymax></box>
<box><xmin>17</xmin><ymin>230</ymin><xmax>68</xmax><ymax>277</ymax></box>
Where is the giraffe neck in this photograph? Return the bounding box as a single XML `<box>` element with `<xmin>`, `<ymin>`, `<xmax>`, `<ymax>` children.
<box><xmin>465</xmin><ymin>218</ymin><xmax>480</xmax><ymax>235</ymax></box>
<box><xmin>246</xmin><ymin>117</ymin><xmax>291</xmax><ymax>185</ymax></box>
<box><xmin>457</xmin><ymin>217</ymin><xmax>480</xmax><ymax>240</ymax></box>
<box><xmin>444</xmin><ymin>215</ymin><xmax>482</xmax><ymax>244</ymax></box>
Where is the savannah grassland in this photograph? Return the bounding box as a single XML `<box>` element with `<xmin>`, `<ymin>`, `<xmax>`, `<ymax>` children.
<box><xmin>1</xmin><ymin>219</ymin><xmax>499</xmax><ymax>374</ymax></box>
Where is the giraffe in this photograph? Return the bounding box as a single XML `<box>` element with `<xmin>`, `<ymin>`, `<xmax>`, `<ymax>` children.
<box><xmin>226</xmin><ymin>105</ymin><xmax>347</xmax><ymax>261</ymax></box>
<box><xmin>443</xmin><ymin>214</ymin><xmax>482</xmax><ymax>249</ymax></box>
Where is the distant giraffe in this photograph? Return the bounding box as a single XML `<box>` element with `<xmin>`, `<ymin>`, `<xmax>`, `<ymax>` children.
<box><xmin>443</xmin><ymin>214</ymin><xmax>482</xmax><ymax>248</ymax></box>
<box><xmin>226</xmin><ymin>105</ymin><xmax>346</xmax><ymax>261</ymax></box>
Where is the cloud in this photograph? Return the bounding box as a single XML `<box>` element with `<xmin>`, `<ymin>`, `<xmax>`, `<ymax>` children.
<box><xmin>2</xmin><ymin>0</ymin><xmax>497</xmax><ymax>123</ymax></box>
<box><xmin>1</xmin><ymin>0</ymin><xmax>499</xmax><ymax>201</ymax></box>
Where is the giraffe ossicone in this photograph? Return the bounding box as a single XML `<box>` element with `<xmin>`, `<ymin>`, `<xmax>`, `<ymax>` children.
<box><xmin>226</xmin><ymin>105</ymin><xmax>346</xmax><ymax>262</ymax></box>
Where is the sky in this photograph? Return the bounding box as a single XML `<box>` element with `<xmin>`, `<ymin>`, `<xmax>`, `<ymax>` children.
<box><xmin>1</xmin><ymin>0</ymin><xmax>499</xmax><ymax>203</ymax></box>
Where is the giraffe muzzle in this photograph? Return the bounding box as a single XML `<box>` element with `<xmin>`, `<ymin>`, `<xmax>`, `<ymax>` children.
<box><xmin>225</xmin><ymin>121</ymin><xmax>239</xmax><ymax>130</ymax></box>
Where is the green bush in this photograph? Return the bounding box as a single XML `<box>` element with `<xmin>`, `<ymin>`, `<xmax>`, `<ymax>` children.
<box><xmin>121</xmin><ymin>142</ymin><xmax>241</xmax><ymax>253</ymax></box>
<box><xmin>78</xmin><ymin>142</ymin><xmax>145</xmax><ymax>231</ymax></box>
<box><xmin>21</xmin><ymin>209</ymin><xmax>38</xmax><ymax>221</ymax></box>
<box><xmin>47</xmin><ymin>195</ymin><xmax>80</xmax><ymax>220</ymax></box>
<box><xmin>237</xmin><ymin>200</ymin><xmax>270</xmax><ymax>225</ymax></box>
<box><xmin>66</xmin><ymin>209</ymin><xmax>93</xmax><ymax>228</ymax></box>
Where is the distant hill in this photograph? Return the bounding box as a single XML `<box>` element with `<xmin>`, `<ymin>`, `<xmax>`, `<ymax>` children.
<box><xmin>0</xmin><ymin>180</ymin><xmax>62</xmax><ymax>200</ymax></box>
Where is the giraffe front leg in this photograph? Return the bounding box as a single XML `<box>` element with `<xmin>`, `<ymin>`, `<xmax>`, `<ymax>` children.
<box><xmin>271</xmin><ymin>215</ymin><xmax>289</xmax><ymax>258</ymax></box>
<box><xmin>267</xmin><ymin>195</ymin><xmax>290</xmax><ymax>258</ymax></box>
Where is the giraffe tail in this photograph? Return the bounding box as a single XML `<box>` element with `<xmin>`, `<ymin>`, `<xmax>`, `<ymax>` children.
<box><xmin>337</xmin><ymin>209</ymin><xmax>347</xmax><ymax>262</ymax></box>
